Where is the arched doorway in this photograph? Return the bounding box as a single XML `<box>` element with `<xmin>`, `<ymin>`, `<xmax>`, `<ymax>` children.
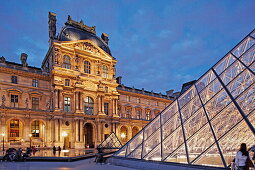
<box><xmin>120</xmin><ymin>126</ymin><xmax>128</xmax><ymax>144</ymax></box>
<box><xmin>84</xmin><ymin>123</ymin><xmax>94</xmax><ymax>148</ymax></box>
<box><xmin>132</xmin><ymin>126</ymin><xmax>139</xmax><ymax>137</ymax></box>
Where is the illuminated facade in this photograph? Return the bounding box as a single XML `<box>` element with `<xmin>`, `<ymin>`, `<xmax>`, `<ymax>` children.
<box><xmin>0</xmin><ymin>12</ymin><xmax>173</xmax><ymax>149</ymax></box>
<box><xmin>115</xmin><ymin>29</ymin><xmax>255</xmax><ymax>168</ymax></box>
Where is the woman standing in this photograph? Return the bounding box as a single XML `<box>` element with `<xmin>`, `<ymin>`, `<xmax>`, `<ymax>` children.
<box><xmin>235</xmin><ymin>143</ymin><xmax>249</xmax><ymax>170</ymax></box>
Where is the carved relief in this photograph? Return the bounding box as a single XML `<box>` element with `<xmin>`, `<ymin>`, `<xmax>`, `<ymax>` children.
<box><xmin>54</xmin><ymin>77</ymin><xmax>63</xmax><ymax>85</ymax></box>
<box><xmin>64</xmin><ymin>42</ymin><xmax>101</xmax><ymax>55</ymax></box>
<box><xmin>54</xmin><ymin>48</ymin><xmax>63</xmax><ymax>66</ymax></box>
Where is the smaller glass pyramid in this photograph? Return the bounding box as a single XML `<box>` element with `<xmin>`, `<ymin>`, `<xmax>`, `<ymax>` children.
<box><xmin>97</xmin><ymin>132</ymin><xmax>122</xmax><ymax>149</ymax></box>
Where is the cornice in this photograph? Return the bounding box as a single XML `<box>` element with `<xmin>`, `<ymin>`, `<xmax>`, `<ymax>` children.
<box><xmin>117</xmin><ymin>89</ymin><xmax>172</xmax><ymax>102</ymax></box>
<box><xmin>0</xmin><ymin>66</ymin><xmax>50</xmax><ymax>80</ymax></box>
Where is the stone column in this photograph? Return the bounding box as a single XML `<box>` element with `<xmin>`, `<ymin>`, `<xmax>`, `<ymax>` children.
<box><xmin>80</xmin><ymin>120</ymin><xmax>84</xmax><ymax>142</ymax></box>
<box><xmin>24</xmin><ymin>118</ymin><xmax>30</xmax><ymax>142</ymax></box>
<box><xmin>59</xmin><ymin>90</ymin><xmax>63</xmax><ymax>110</ymax></box>
<box><xmin>59</xmin><ymin>119</ymin><xmax>63</xmax><ymax>142</ymax></box>
<box><xmin>55</xmin><ymin>119</ymin><xmax>59</xmax><ymax>142</ymax></box>
<box><xmin>97</xmin><ymin>122</ymin><xmax>101</xmax><ymax>143</ymax></box>
<box><xmin>101</xmin><ymin>96</ymin><xmax>105</xmax><ymax>114</ymax></box>
<box><xmin>98</xmin><ymin>96</ymin><xmax>101</xmax><ymax>114</ymax></box>
<box><xmin>54</xmin><ymin>90</ymin><xmax>59</xmax><ymax>109</ymax></box>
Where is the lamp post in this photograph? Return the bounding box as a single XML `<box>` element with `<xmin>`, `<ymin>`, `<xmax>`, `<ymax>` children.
<box><xmin>2</xmin><ymin>133</ymin><xmax>5</xmax><ymax>152</ymax></box>
<box><xmin>62</xmin><ymin>132</ymin><xmax>68</xmax><ymax>150</ymax></box>
<box><xmin>29</xmin><ymin>134</ymin><xmax>32</xmax><ymax>148</ymax></box>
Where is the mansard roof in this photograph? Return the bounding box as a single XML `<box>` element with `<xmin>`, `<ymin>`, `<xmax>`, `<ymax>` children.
<box><xmin>58</xmin><ymin>17</ymin><xmax>112</xmax><ymax>56</ymax></box>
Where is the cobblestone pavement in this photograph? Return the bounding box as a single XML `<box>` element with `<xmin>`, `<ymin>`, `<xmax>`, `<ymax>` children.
<box><xmin>0</xmin><ymin>158</ymin><xmax>136</xmax><ymax>170</ymax></box>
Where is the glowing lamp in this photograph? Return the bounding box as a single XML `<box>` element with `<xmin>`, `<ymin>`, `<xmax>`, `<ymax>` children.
<box><xmin>120</xmin><ymin>133</ymin><xmax>126</xmax><ymax>139</ymax></box>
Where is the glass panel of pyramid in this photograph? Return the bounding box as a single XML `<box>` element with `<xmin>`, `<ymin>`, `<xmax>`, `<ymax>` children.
<box><xmin>97</xmin><ymin>132</ymin><xmax>122</xmax><ymax>149</ymax></box>
<box><xmin>114</xmin><ymin>29</ymin><xmax>255</xmax><ymax>168</ymax></box>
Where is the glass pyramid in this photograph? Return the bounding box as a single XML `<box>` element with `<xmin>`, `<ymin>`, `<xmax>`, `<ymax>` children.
<box><xmin>98</xmin><ymin>132</ymin><xmax>122</xmax><ymax>149</ymax></box>
<box><xmin>114</xmin><ymin>29</ymin><xmax>255</xmax><ymax>168</ymax></box>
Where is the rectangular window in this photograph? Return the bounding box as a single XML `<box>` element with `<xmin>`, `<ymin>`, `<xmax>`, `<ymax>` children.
<box><xmin>65</xmin><ymin>79</ymin><xmax>70</xmax><ymax>86</ymax></box>
<box><xmin>11</xmin><ymin>76</ymin><xmax>17</xmax><ymax>84</ymax></box>
<box><xmin>32</xmin><ymin>97</ymin><xmax>39</xmax><ymax>110</ymax></box>
<box><xmin>32</xmin><ymin>79</ymin><xmax>39</xmax><ymax>87</ymax></box>
<box><xmin>104</xmin><ymin>103</ymin><xmax>109</xmax><ymax>115</ymax></box>
<box><xmin>64</xmin><ymin>97</ymin><xmax>71</xmax><ymax>112</ymax></box>
<box><xmin>126</xmin><ymin>96</ymin><xmax>130</xmax><ymax>102</ymax></box>
<box><xmin>31</xmin><ymin>120</ymin><xmax>40</xmax><ymax>137</ymax></box>
<box><xmin>11</xmin><ymin>95</ymin><xmax>18</xmax><ymax>107</ymax></box>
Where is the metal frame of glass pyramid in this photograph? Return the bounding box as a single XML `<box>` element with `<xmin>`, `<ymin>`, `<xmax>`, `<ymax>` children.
<box><xmin>114</xmin><ymin>29</ymin><xmax>255</xmax><ymax>168</ymax></box>
<box><xmin>97</xmin><ymin>132</ymin><xmax>122</xmax><ymax>149</ymax></box>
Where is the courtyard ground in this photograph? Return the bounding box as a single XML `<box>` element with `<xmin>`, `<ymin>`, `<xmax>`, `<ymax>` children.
<box><xmin>0</xmin><ymin>158</ymin><xmax>136</xmax><ymax>170</ymax></box>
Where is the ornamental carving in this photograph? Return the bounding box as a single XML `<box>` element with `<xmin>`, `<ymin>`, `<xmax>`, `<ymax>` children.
<box><xmin>65</xmin><ymin>42</ymin><xmax>101</xmax><ymax>55</ymax></box>
<box><xmin>54</xmin><ymin>48</ymin><xmax>61</xmax><ymax>65</ymax></box>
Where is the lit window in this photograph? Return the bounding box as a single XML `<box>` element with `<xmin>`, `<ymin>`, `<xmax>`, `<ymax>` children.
<box><xmin>84</xmin><ymin>97</ymin><xmax>94</xmax><ymax>115</ymax></box>
<box><xmin>32</xmin><ymin>79</ymin><xmax>39</xmax><ymax>87</ymax></box>
<box><xmin>137</xmin><ymin>98</ymin><xmax>140</xmax><ymax>103</ymax></box>
<box><xmin>32</xmin><ymin>97</ymin><xmax>39</xmax><ymax>110</ymax></box>
<box><xmin>104</xmin><ymin>103</ymin><xmax>109</xmax><ymax>115</ymax></box>
<box><xmin>11</xmin><ymin>76</ymin><xmax>17</xmax><ymax>84</ymax></box>
<box><xmin>31</xmin><ymin>120</ymin><xmax>40</xmax><ymax>137</ymax></box>
<box><xmin>65</xmin><ymin>79</ymin><xmax>70</xmax><ymax>86</ymax></box>
<box><xmin>64</xmin><ymin>97</ymin><xmax>71</xmax><ymax>112</ymax></box>
<box><xmin>63</xmin><ymin>55</ymin><xmax>71</xmax><ymax>69</ymax></box>
<box><xmin>102</xmin><ymin>65</ymin><xmax>108</xmax><ymax>78</ymax></box>
<box><xmin>146</xmin><ymin>110</ymin><xmax>151</xmax><ymax>120</ymax></box>
<box><xmin>10</xmin><ymin>119</ymin><xmax>20</xmax><ymax>137</ymax></box>
<box><xmin>11</xmin><ymin>95</ymin><xmax>18</xmax><ymax>108</ymax></box>
<box><xmin>84</xmin><ymin>61</ymin><xmax>91</xmax><ymax>74</ymax></box>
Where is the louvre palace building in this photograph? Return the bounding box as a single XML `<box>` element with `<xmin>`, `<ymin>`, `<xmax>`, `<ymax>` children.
<box><xmin>0</xmin><ymin>12</ymin><xmax>175</xmax><ymax>149</ymax></box>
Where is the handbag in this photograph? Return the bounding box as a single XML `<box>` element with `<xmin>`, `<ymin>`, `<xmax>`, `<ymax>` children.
<box><xmin>245</xmin><ymin>157</ymin><xmax>254</xmax><ymax>169</ymax></box>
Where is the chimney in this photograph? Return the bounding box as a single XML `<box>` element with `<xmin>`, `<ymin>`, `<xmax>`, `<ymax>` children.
<box><xmin>101</xmin><ymin>33</ymin><xmax>109</xmax><ymax>45</ymax></box>
<box><xmin>166</xmin><ymin>89</ymin><xmax>174</xmax><ymax>97</ymax></box>
<box><xmin>20</xmin><ymin>53</ymin><xmax>28</xmax><ymax>67</ymax></box>
<box><xmin>116</xmin><ymin>76</ymin><xmax>122</xmax><ymax>84</ymax></box>
<box><xmin>48</xmin><ymin>12</ymin><xmax>57</xmax><ymax>40</ymax></box>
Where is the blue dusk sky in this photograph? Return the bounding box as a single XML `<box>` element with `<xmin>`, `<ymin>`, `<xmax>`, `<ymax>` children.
<box><xmin>0</xmin><ymin>0</ymin><xmax>255</xmax><ymax>94</ymax></box>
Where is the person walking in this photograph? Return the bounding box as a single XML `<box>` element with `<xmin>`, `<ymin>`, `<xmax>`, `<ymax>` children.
<box><xmin>234</xmin><ymin>143</ymin><xmax>253</xmax><ymax>170</ymax></box>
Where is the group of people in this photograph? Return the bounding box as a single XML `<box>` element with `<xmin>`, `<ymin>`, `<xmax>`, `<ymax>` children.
<box><xmin>233</xmin><ymin>143</ymin><xmax>255</xmax><ymax>170</ymax></box>
<box><xmin>52</xmin><ymin>146</ymin><xmax>62</xmax><ymax>156</ymax></box>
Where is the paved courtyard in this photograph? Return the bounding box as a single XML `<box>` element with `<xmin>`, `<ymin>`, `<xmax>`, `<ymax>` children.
<box><xmin>0</xmin><ymin>158</ymin><xmax>136</xmax><ymax>170</ymax></box>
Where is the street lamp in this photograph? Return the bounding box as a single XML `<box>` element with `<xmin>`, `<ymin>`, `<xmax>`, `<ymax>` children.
<box><xmin>29</xmin><ymin>134</ymin><xmax>32</xmax><ymax>148</ymax></box>
<box><xmin>2</xmin><ymin>133</ymin><xmax>5</xmax><ymax>152</ymax></box>
<box><xmin>62</xmin><ymin>132</ymin><xmax>68</xmax><ymax>150</ymax></box>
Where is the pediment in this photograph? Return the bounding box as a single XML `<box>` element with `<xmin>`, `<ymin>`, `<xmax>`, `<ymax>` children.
<box><xmin>59</xmin><ymin>40</ymin><xmax>114</xmax><ymax>61</ymax></box>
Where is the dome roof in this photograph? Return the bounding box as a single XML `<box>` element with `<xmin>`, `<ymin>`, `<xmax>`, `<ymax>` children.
<box><xmin>58</xmin><ymin>25</ymin><xmax>112</xmax><ymax>56</ymax></box>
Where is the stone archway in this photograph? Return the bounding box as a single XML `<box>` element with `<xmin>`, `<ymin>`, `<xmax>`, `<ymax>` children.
<box><xmin>84</xmin><ymin>123</ymin><xmax>94</xmax><ymax>148</ymax></box>
<box><xmin>120</xmin><ymin>126</ymin><xmax>128</xmax><ymax>144</ymax></box>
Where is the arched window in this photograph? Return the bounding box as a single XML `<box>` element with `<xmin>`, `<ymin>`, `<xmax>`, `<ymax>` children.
<box><xmin>31</xmin><ymin>120</ymin><xmax>40</xmax><ymax>137</ymax></box>
<box><xmin>146</xmin><ymin>109</ymin><xmax>151</xmax><ymax>120</ymax></box>
<box><xmin>63</xmin><ymin>55</ymin><xmax>71</xmax><ymax>69</ymax></box>
<box><xmin>84</xmin><ymin>61</ymin><xmax>91</xmax><ymax>74</ymax></box>
<box><xmin>10</xmin><ymin>119</ymin><xmax>20</xmax><ymax>137</ymax></box>
<box><xmin>84</xmin><ymin>97</ymin><xmax>94</xmax><ymax>115</ymax></box>
<box><xmin>102</xmin><ymin>65</ymin><xmax>108</xmax><ymax>78</ymax></box>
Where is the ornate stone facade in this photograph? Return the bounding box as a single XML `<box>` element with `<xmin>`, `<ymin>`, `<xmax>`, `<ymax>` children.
<box><xmin>0</xmin><ymin>13</ymin><xmax>173</xmax><ymax>149</ymax></box>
